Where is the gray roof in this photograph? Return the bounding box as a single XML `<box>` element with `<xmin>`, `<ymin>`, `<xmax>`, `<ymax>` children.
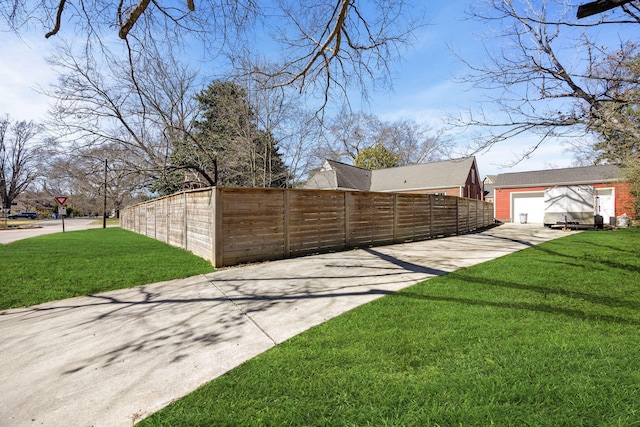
<box><xmin>305</xmin><ymin>157</ymin><xmax>477</xmax><ymax>192</ymax></box>
<box><xmin>484</xmin><ymin>175</ymin><xmax>498</xmax><ymax>184</ymax></box>
<box><xmin>370</xmin><ymin>157</ymin><xmax>476</xmax><ymax>192</ymax></box>
<box><xmin>494</xmin><ymin>164</ymin><xmax>622</xmax><ymax>188</ymax></box>
<box><xmin>327</xmin><ymin>160</ymin><xmax>372</xmax><ymax>190</ymax></box>
<box><xmin>304</xmin><ymin>160</ymin><xmax>371</xmax><ymax>190</ymax></box>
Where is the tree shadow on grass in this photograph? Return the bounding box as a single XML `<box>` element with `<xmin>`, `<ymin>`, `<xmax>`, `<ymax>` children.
<box><xmin>528</xmin><ymin>242</ymin><xmax>640</xmax><ymax>274</ymax></box>
<box><xmin>483</xmin><ymin>230</ymin><xmax>640</xmax><ymax>275</ymax></box>
<box><xmin>394</xmin><ymin>290</ymin><xmax>640</xmax><ymax>326</ymax></box>
<box><xmin>396</xmin><ymin>268</ymin><xmax>640</xmax><ymax>326</ymax></box>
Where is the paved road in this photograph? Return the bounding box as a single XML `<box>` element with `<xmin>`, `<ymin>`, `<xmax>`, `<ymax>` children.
<box><xmin>0</xmin><ymin>224</ymin><xmax>574</xmax><ymax>426</ymax></box>
<box><xmin>0</xmin><ymin>218</ymin><xmax>107</xmax><ymax>244</ymax></box>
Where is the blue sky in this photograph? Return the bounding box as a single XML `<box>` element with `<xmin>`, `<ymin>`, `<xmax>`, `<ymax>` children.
<box><xmin>364</xmin><ymin>0</ymin><xmax>583</xmax><ymax>177</ymax></box>
<box><xmin>0</xmin><ymin>1</ymin><xmax>595</xmax><ymax>177</ymax></box>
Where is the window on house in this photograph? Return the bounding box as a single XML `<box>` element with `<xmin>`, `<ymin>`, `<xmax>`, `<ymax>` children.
<box><xmin>471</xmin><ymin>169</ymin><xmax>476</xmax><ymax>184</ymax></box>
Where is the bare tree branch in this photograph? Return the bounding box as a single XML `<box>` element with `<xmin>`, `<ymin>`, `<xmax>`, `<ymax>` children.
<box><xmin>44</xmin><ymin>0</ymin><xmax>66</xmax><ymax>38</ymax></box>
<box><xmin>3</xmin><ymin>1</ymin><xmax>420</xmax><ymax>108</ymax></box>
<box><xmin>450</xmin><ymin>0</ymin><xmax>639</xmax><ymax>164</ymax></box>
<box><xmin>119</xmin><ymin>0</ymin><xmax>152</xmax><ymax>39</ymax></box>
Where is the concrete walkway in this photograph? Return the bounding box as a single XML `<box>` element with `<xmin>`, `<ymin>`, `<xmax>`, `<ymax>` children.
<box><xmin>0</xmin><ymin>224</ymin><xmax>573</xmax><ymax>426</ymax></box>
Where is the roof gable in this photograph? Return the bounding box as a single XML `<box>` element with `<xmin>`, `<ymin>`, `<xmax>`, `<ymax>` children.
<box><xmin>484</xmin><ymin>175</ymin><xmax>498</xmax><ymax>184</ymax></box>
<box><xmin>304</xmin><ymin>169</ymin><xmax>338</xmax><ymax>189</ymax></box>
<box><xmin>326</xmin><ymin>160</ymin><xmax>371</xmax><ymax>190</ymax></box>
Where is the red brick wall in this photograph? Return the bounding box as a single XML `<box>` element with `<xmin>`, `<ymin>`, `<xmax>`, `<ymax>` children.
<box><xmin>595</xmin><ymin>182</ymin><xmax>636</xmax><ymax>218</ymax></box>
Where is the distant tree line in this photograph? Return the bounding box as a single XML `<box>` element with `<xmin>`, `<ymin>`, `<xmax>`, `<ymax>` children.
<box><xmin>3</xmin><ymin>74</ymin><xmax>446</xmax><ymax>215</ymax></box>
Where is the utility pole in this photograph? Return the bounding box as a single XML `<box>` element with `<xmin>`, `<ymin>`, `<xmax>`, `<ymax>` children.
<box><xmin>103</xmin><ymin>159</ymin><xmax>108</xmax><ymax>229</ymax></box>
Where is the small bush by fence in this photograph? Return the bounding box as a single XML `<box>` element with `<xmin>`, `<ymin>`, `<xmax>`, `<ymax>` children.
<box><xmin>120</xmin><ymin>187</ymin><xmax>495</xmax><ymax>267</ymax></box>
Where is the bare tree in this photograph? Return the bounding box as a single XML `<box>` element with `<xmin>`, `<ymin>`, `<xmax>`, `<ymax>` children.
<box><xmin>372</xmin><ymin>119</ymin><xmax>453</xmax><ymax>165</ymax></box>
<box><xmin>591</xmin><ymin>53</ymin><xmax>640</xmax><ymax>162</ymax></box>
<box><xmin>44</xmin><ymin>144</ymin><xmax>149</xmax><ymax>216</ymax></box>
<box><xmin>45</xmin><ymin>39</ymin><xmax>325</xmax><ymax>193</ymax></box>
<box><xmin>45</xmin><ymin>43</ymin><xmax>200</xmax><ymax>192</ymax></box>
<box><xmin>450</xmin><ymin>0</ymin><xmax>639</xmax><ymax>164</ymax></box>
<box><xmin>234</xmin><ymin>54</ymin><xmax>325</xmax><ymax>185</ymax></box>
<box><xmin>323</xmin><ymin>111</ymin><xmax>382</xmax><ymax>163</ymax></box>
<box><xmin>276</xmin><ymin>109</ymin><xmax>325</xmax><ymax>186</ymax></box>
<box><xmin>2</xmin><ymin>0</ymin><xmax>422</xmax><ymax>107</ymax></box>
<box><xmin>320</xmin><ymin>111</ymin><xmax>451</xmax><ymax>166</ymax></box>
<box><xmin>0</xmin><ymin>115</ymin><xmax>45</xmax><ymax>211</ymax></box>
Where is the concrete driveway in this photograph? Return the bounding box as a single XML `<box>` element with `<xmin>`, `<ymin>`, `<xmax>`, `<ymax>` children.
<box><xmin>0</xmin><ymin>224</ymin><xmax>573</xmax><ymax>426</ymax></box>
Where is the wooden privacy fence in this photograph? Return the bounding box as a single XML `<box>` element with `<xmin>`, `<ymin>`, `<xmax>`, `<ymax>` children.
<box><xmin>120</xmin><ymin>187</ymin><xmax>495</xmax><ymax>268</ymax></box>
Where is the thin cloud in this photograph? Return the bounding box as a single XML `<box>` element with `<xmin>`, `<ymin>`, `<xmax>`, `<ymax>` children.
<box><xmin>0</xmin><ymin>34</ymin><xmax>55</xmax><ymax>121</ymax></box>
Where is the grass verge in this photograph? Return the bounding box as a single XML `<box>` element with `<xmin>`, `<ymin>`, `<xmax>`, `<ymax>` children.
<box><xmin>0</xmin><ymin>228</ymin><xmax>214</xmax><ymax>310</ymax></box>
<box><xmin>141</xmin><ymin>228</ymin><xmax>640</xmax><ymax>426</ymax></box>
<box><xmin>0</xmin><ymin>218</ymin><xmax>39</xmax><ymax>229</ymax></box>
<box><xmin>88</xmin><ymin>217</ymin><xmax>121</xmax><ymax>226</ymax></box>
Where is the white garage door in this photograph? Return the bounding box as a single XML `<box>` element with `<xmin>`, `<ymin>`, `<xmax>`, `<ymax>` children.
<box><xmin>512</xmin><ymin>192</ymin><xmax>544</xmax><ymax>223</ymax></box>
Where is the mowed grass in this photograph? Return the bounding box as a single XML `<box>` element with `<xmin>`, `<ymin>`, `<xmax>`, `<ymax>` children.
<box><xmin>141</xmin><ymin>228</ymin><xmax>640</xmax><ymax>426</ymax></box>
<box><xmin>0</xmin><ymin>228</ymin><xmax>214</xmax><ymax>310</ymax></box>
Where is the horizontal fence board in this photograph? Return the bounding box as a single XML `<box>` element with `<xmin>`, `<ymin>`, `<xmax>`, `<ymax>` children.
<box><xmin>224</xmin><ymin>245</ymin><xmax>286</xmax><ymax>261</ymax></box>
<box><xmin>121</xmin><ymin>187</ymin><xmax>494</xmax><ymax>267</ymax></box>
<box><xmin>289</xmin><ymin>237</ymin><xmax>346</xmax><ymax>250</ymax></box>
<box><xmin>224</xmin><ymin>236</ymin><xmax>285</xmax><ymax>250</ymax></box>
<box><xmin>289</xmin><ymin>227</ymin><xmax>345</xmax><ymax>238</ymax></box>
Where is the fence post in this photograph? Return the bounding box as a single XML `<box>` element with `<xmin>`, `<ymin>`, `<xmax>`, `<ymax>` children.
<box><xmin>482</xmin><ymin>201</ymin><xmax>485</xmax><ymax>227</ymax></box>
<box><xmin>393</xmin><ymin>193</ymin><xmax>399</xmax><ymax>243</ymax></box>
<box><xmin>183</xmin><ymin>191</ymin><xmax>188</xmax><ymax>250</ymax></box>
<box><xmin>483</xmin><ymin>201</ymin><xmax>487</xmax><ymax>227</ymax></box>
<box><xmin>344</xmin><ymin>191</ymin><xmax>352</xmax><ymax>248</ymax></box>
<box><xmin>166</xmin><ymin>197</ymin><xmax>170</xmax><ymax>244</ymax></box>
<box><xmin>153</xmin><ymin>199</ymin><xmax>157</xmax><ymax>239</ymax></box>
<box><xmin>212</xmin><ymin>187</ymin><xmax>224</xmax><ymax>267</ymax></box>
<box><xmin>284</xmin><ymin>189</ymin><xmax>291</xmax><ymax>258</ymax></box>
<box><xmin>456</xmin><ymin>197</ymin><xmax>460</xmax><ymax>235</ymax></box>
<box><xmin>429</xmin><ymin>194</ymin><xmax>434</xmax><ymax>238</ymax></box>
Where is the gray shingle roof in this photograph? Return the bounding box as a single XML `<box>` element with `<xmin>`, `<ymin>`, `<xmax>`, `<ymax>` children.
<box><xmin>327</xmin><ymin>160</ymin><xmax>372</xmax><ymax>190</ymax></box>
<box><xmin>370</xmin><ymin>157</ymin><xmax>475</xmax><ymax>192</ymax></box>
<box><xmin>494</xmin><ymin>164</ymin><xmax>622</xmax><ymax>188</ymax></box>
<box><xmin>484</xmin><ymin>175</ymin><xmax>498</xmax><ymax>184</ymax></box>
<box><xmin>304</xmin><ymin>157</ymin><xmax>476</xmax><ymax>192</ymax></box>
<box><xmin>304</xmin><ymin>160</ymin><xmax>371</xmax><ymax>190</ymax></box>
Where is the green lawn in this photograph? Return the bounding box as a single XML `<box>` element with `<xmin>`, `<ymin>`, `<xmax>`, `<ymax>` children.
<box><xmin>0</xmin><ymin>228</ymin><xmax>214</xmax><ymax>310</ymax></box>
<box><xmin>140</xmin><ymin>228</ymin><xmax>640</xmax><ymax>426</ymax></box>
